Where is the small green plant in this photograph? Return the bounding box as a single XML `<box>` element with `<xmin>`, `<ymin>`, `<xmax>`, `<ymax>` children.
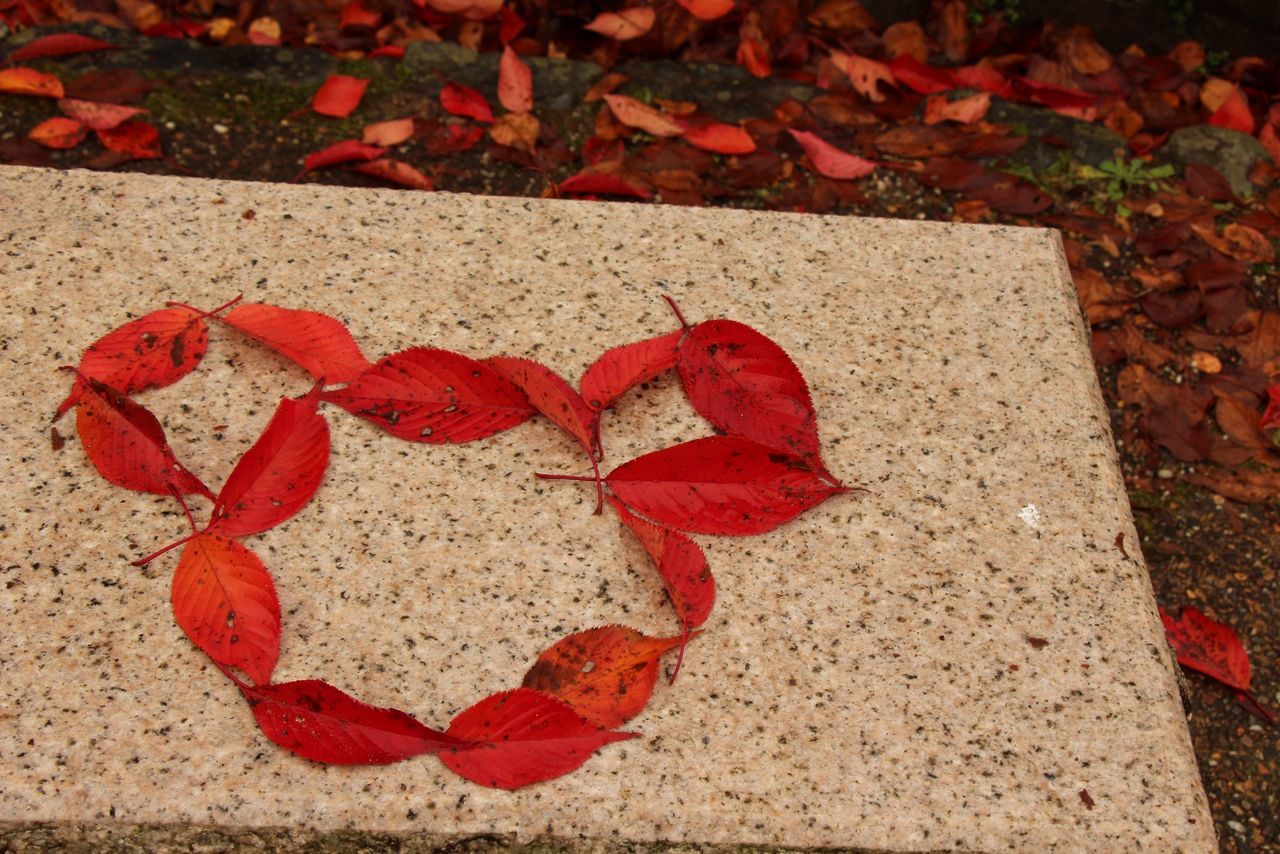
<box><xmin>967</xmin><ymin>0</ymin><xmax>1022</xmax><ymax>25</ymax></box>
<box><xmin>1080</xmin><ymin>158</ymin><xmax>1175</xmax><ymax>202</ymax></box>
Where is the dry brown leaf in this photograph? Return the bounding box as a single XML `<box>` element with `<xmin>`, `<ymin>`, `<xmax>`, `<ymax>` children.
<box><xmin>1167</xmin><ymin>41</ymin><xmax>1205</xmax><ymax>72</ymax></box>
<box><xmin>1059</xmin><ymin>27</ymin><xmax>1112</xmax><ymax>74</ymax></box>
<box><xmin>806</xmin><ymin>0</ymin><xmax>877</xmax><ymax>33</ymax></box>
<box><xmin>882</xmin><ymin>21</ymin><xmax>928</xmax><ymax>62</ymax></box>
<box><xmin>1073</xmin><ymin>266</ymin><xmax>1129</xmax><ymax>324</ymax></box>
<box><xmin>115</xmin><ymin>0</ymin><xmax>164</xmax><ymax>31</ymax></box>
<box><xmin>489</xmin><ymin>112</ymin><xmax>539</xmax><ymax>152</ymax></box>
<box><xmin>1191</xmin><ymin>352</ymin><xmax>1222</xmax><ymax>373</ymax></box>
<box><xmin>938</xmin><ymin>0</ymin><xmax>969</xmax><ymax>62</ymax></box>
<box><xmin>585</xmin><ymin>73</ymin><xmax>628</xmax><ymax>103</ymax></box>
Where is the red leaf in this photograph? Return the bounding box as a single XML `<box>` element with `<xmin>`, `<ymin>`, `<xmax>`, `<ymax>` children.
<box><xmin>603</xmin><ymin>94</ymin><xmax>682</xmax><ymax>137</ymax></box>
<box><xmin>681</xmin><ymin>121</ymin><xmax>756</xmax><ymax>155</ymax></box>
<box><xmin>339</xmin><ymin>0</ymin><xmax>381</xmax><ymax>29</ymax></box>
<box><xmin>58</xmin><ymin>98</ymin><xmax>145</xmax><ymax>130</ymax></box>
<box><xmin>1260</xmin><ymin>384</ymin><xmax>1280</xmax><ymax>432</ymax></box>
<box><xmin>1012</xmin><ymin>77</ymin><xmax>1096</xmax><ymax>111</ymax></box>
<box><xmin>312</xmin><ymin>74</ymin><xmax>368</xmax><ymax>118</ymax></box>
<box><xmin>678</xmin><ymin>318</ymin><xmax>834</xmax><ymax>477</ymax></box>
<box><xmin>486</xmin><ymin>357</ymin><xmax>599</xmax><ymax>455</ymax></box>
<box><xmin>605</xmin><ymin>436</ymin><xmax>848</xmax><ymax>535</ymax></box>
<box><xmin>1160</xmin><ymin>605</ymin><xmax>1252</xmax><ymax>692</ymax></box>
<box><xmin>296</xmin><ymin>140</ymin><xmax>385</xmax><ymax>180</ymax></box>
<box><xmin>222</xmin><ymin>302</ymin><xmax>372</xmax><ymax>384</ymax></box>
<box><xmin>209</xmin><ymin>383</ymin><xmax>329</xmax><ymax>537</ymax></box>
<box><xmin>361</xmin><ymin>117</ymin><xmax>414</xmax><ymax>147</ymax></box>
<box><xmin>888</xmin><ymin>54</ymin><xmax>956</xmax><ymax>94</ymax></box>
<box><xmin>8</xmin><ymin>34</ymin><xmax>121</xmax><ymax>62</ymax></box>
<box><xmin>352</xmin><ymin>158</ymin><xmax>435</xmax><ymax>191</ymax></box>
<box><xmin>321</xmin><ymin>348</ymin><xmax>535</xmax><ymax>443</ymax></box>
<box><xmin>29</xmin><ymin>116</ymin><xmax>86</xmax><ymax>149</ymax></box>
<box><xmin>95</xmin><ymin>120</ymin><xmax>161</xmax><ymax>159</ymax></box>
<box><xmin>240</xmin><ymin>678</ymin><xmax>466</xmax><ymax>764</ymax></box>
<box><xmin>70</xmin><ymin>374</ymin><xmax>214</xmax><ymax>500</ymax></box>
<box><xmin>0</xmin><ymin>67</ymin><xmax>64</xmax><ymax>98</ymax></box>
<box><xmin>584</xmin><ymin>8</ymin><xmax>655</xmax><ymax>41</ymax></box>
<box><xmin>1209</xmin><ymin>85</ymin><xmax>1254</xmax><ymax>134</ymax></box>
<box><xmin>609</xmin><ymin>496</ymin><xmax>714</xmax><ymax>677</ymax></box>
<box><xmin>580</xmin><ymin>329</ymin><xmax>682</xmax><ymax>409</ymax></box>
<box><xmin>57</xmin><ymin>305</ymin><xmax>210</xmax><ymax>418</ymax></box>
<box><xmin>172</xmin><ymin>533</ymin><xmax>280</xmax><ymax>684</ymax></box>
<box><xmin>440</xmin><ymin>81</ymin><xmax>494</xmax><ymax>123</ymax></box>
<box><xmin>440</xmin><ymin>688</ymin><xmax>635</xmax><ymax>789</ymax></box>
<box><xmin>522</xmin><ymin>626</ymin><xmax>684</xmax><ymax>727</ymax></box>
<box><xmin>923</xmin><ymin>92</ymin><xmax>991</xmax><ymax>125</ymax></box>
<box><xmin>677</xmin><ymin>0</ymin><xmax>734</xmax><ymax>20</ymax></box>
<box><xmin>559</xmin><ymin>170</ymin><xmax>652</xmax><ymax>200</ymax></box>
<box><xmin>369</xmin><ymin>45</ymin><xmax>405</xmax><ymax>59</ymax></box>
<box><xmin>498</xmin><ymin>45</ymin><xmax>533</xmax><ymax>114</ymax></box>
<box><xmin>787</xmin><ymin>129</ymin><xmax>875</xmax><ymax>180</ymax></box>
<box><xmin>951</xmin><ymin>63</ymin><xmax>1014</xmax><ymax>98</ymax></box>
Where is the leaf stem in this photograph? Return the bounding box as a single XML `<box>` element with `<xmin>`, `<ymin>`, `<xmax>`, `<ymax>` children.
<box><xmin>131</xmin><ymin>530</ymin><xmax>200</xmax><ymax>567</ymax></box>
<box><xmin>661</xmin><ymin>294</ymin><xmax>690</xmax><ymax>330</ymax></box>
<box><xmin>168</xmin><ymin>484</ymin><xmax>200</xmax><ymax>534</ymax></box>
<box><xmin>165</xmin><ymin>293</ymin><xmax>244</xmax><ymax>321</ymax></box>
<box><xmin>534</xmin><ymin>472</ymin><xmax>598</xmax><ymax>482</ymax></box>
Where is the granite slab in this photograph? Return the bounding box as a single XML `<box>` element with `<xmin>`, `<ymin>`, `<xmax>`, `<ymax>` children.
<box><xmin>0</xmin><ymin>167</ymin><xmax>1213</xmax><ymax>851</ymax></box>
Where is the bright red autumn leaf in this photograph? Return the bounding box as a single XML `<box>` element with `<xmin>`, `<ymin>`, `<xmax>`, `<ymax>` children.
<box><xmin>603</xmin><ymin>94</ymin><xmax>682</xmax><ymax>137</ymax></box>
<box><xmin>96</xmin><ymin>120</ymin><xmax>162</xmax><ymax>159</ymax></box>
<box><xmin>440</xmin><ymin>688</ymin><xmax>636</xmax><ymax>789</ymax></box>
<box><xmin>580</xmin><ymin>329</ymin><xmax>683</xmax><ymax>410</ymax></box>
<box><xmin>68</xmin><ymin>372</ymin><xmax>214</xmax><ymax>500</ymax></box>
<box><xmin>0</xmin><ymin>67</ymin><xmax>64</xmax><ymax>98</ymax></box>
<box><xmin>208</xmin><ymin>382</ymin><xmax>330</xmax><ymax>538</ymax></box>
<box><xmin>584</xmin><ymin>8</ymin><xmax>655</xmax><ymax>41</ymax></box>
<box><xmin>321</xmin><ymin>348</ymin><xmax>535</xmax><ymax>443</ymax></box>
<box><xmin>56</xmin><ymin>303</ymin><xmax>215</xmax><ymax>419</ymax></box>
<box><xmin>787</xmin><ymin>129</ymin><xmax>875</xmax><ymax>180</ymax></box>
<box><xmin>677</xmin><ymin>0</ymin><xmax>734</xmax><ymax>20</ymax></box>
<box><xmin>361</xmin><ymin>117</ymin><xmax>415</xmax><ymax>147</ymax></box>
<box><xmin>558</xmin><ymin>170</ymin><xmax>652</xmax><ymax>199</ymax></box>
<box><xmin>498</xmin><ymin>45</ymin><xmax>534</xmax><ymax>114</ymax></box>
<box><xmin>29</xmin><ymin>116</ymin><xmax>86</xmax><ymax>149</ymax></box>
<box><xmin>172</xmin><ymin>533</ymin><xmax>280</xmax><ymax>685</ymax></box>
<box><xmin>522</xmin><ymin>626</ymin><xmax>685</xmax><ymax>727</ymax></box>
<box><xmin>221</xmin><ymin>302</ymin><xmax>372</xmax><ymax>384</ymax></box>
<box><xmin>239</xmin><ymin>678</ymin><xmax>468</xmax><ymax>764</ymax></box>
<box><xmin>681</xmin><ymin>121</ymin><xmax>756</xmax><ymax>155</ymax></box>
<box><xmin>679</xmin><ymin>317</ymin><xmax>836</xmax><ymax>479</ymax></box>
<box><xmin>339</xmin><ymin>0</ymin><xmax>381</xmax><ymax>29</ymax></box>
<box><xmin>609</xmin><ymin>496</ymin><xmax>714</xmax><ymax>678</ymax></box>
<box><xmin>352</xmin><ymin>158</ymin><xmax>435</xmax><ymax>191</ymax></box>
<box><xmin>1260</xmin><ymin>384</ymin><xmax>1280</xmax><ymax>432</ymax></box>
<box><xmin>951</xmin><ymin>63</ymin><xmax>1014</xmax><ymax>98</ymax></box>
<box><xmin>8</xmin><ymin>33</ymin><xmax>120</xmax><ymax>62</ymax></box>
<box><xmin>312</xmin><ymin>74</ymin><xmax>369</xmax><ymax>118</ymax></box>
<box><xmin>440</xmin><ymin>81</ymin><xmax>494</xmax><ymax>123</ymax></box>
<box><xmin>1160</xmin><ymin>605</ymin><xmax>1252</xmax><ymax>692</ymax></box>
<box><xmin>486</xmin><ymin>356</ymin><xmax>599</xmax><ymax>458</ymax></box>
<box><xmin>888</xmin><ymin>54</ymin><xmax>956</xmax><ymax>94</ymax></box>
<box><xmin>58</xmin><ymin>98</ymin><xmax>146</xmax><ymax>131</ymax></box>
<box><xmin>1208</xmin><ymin>85</ymin><xmax>1254</xmax><ymax>134</ymax></box>
<box><xmin>604</xmin><ymin>435</ymin><xmax>849</xmax><ymax>535</ymax></box>
<box><xmin>1012</xmin><ymin>76</ymin><xmax>1096</xmax><ymax>111</ymax></box>
<box><xmin>295</xmin><ymin>140</ymin><xmax>385</xmax><ymax>180</ymax></box>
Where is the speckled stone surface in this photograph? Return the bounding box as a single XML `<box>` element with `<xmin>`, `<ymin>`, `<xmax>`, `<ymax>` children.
<box><xmin>0</xmin><ymin>167</ymin><xmax>1213</xmax><ymax>851</ymax></box>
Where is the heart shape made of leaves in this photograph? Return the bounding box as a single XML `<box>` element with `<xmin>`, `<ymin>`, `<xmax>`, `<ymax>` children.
<box><xmin>56</xmin><ymin>294</ymin><xmax>850</xmax><ymax>788</ymax></box>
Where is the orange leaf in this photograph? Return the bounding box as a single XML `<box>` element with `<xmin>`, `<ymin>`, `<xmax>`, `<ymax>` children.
<box><xmin>339</xmin><ymin>0</ymin><xmax>381</xmax><ymax>29</ymax></box>
<box><xmin>420</xmin><ymin>0</ymin><xmax>503</xmax><ymax>19</ymax></box>
<box><xmin>95</xmin><ymin>120</ymin><xmax>162</xmax><ymax>160</ymax></box>
<box><xmin>498</xmin><ymin>45</ymin><xmax>533</xmax><ymax>114</ymax></box>
<box><xmin>29</xmin><ymin>116</ymin><xmax>86</xmax><ymax>149</ymax></box>
<box><xmin>440</xmin><ymin>81</ymin><xmax>494</xmax><ymax>123</ymax></box>
<box><xmin>8</xmin><ymin>34</ymin><xmax>120</xmax><ymax>62</ymax></box>
<box><xmin>0</xmin><ymin>67</ymin><xmax>64</xmax><ymax>98</ymax></box>
<box><xmin>736</xmin><ymin>36</ymin><xmax>770</xmax><ymax>78</ymax></box>
<box><xmin>488</xmin><ymin>111</ymin><xmax>539</xmax><ymax>151</ymax></box>
<box><xmin>351</xmin><ymin>158</ymin><xmax>435</xmax><ymax>191</ymax></box>
<box><xmin>1209</xmin><ymin>85</ymin><xmax>1254</xmax><ymax>134</ymax></box>
<box><xmin>58</xmin><ymin>98</ymin><xmax>145</xmax><ymax>131</ymax></box>
<box><xmin>603</xmin><ymin>93</ymin><xmax>681</xmax><ymax>137</ymax></box>
<box><xmin>677</xmin><ymin>0</ymin><xmax>734</xmax><ymax>20</ymax></box>
<box><xmin>832</xmin><ymin>50</ymin><xmax>894</xmax><ymax>102</ymax></box>
<box><xmin>788</xmin><ymin>129</ymin><xmax>875</xmax><ymax>179</ymax></box>
<box><xmin>296</xmin><ymin>139</ymin><xmax>385</xmax><ymax>180</ymax></box>
<box><xmin>923</xmin><ymin>92</ymin><xmax>990</xmax><ymax>125</ymax></box>
<box><xmin>681</xmin><ymin>121</ymin><xmax>755</xmax><ymax>154</ymax></box>
<box><xmin>361</xmin><ymin>117</ymin><xmax>415</xmax><ymax>146</ymax></box>
<box><xmin>584</xmin><ymin>7</ymin><xmax>655</xmax><ymax>40</ymax></box>
<box><xmin>312</xmin><ymin>74</ymin><xmax>368</xmax><ymax>118</ymax></box>
<box><xmin>521</xmin><ymin>626</ymin><xmax>685</xmax><ymax>727</ymax></box>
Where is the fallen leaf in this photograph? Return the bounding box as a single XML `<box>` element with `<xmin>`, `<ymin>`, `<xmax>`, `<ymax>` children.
<box><xmin>312</xmin><ymin>74</ymin><xmax>369</xmax><ymax>118</ymax></box>
<box><xmin>486</xmin><ymin>356</ymin><xmax>599</xmax><ymax>457</ymax></box>
<box><xmin>923</xmin><ymin>92</ymin><xmax>991</xmax><ymax>125</ymax></box>
<box><xmin>559</xmin><ymin>170</ymin><xmax>652</xmax><ymax>199</ymax></box>
<box><xmin>0</xmin><ymin>67</ymin><xmax>65</xmax><ymax>98</ymax></box>
<box><xmin>580</xmin><ymin>329</ymin><xmax>683</xmax><ymax>409</ymax></box>
<box><xmin>584</xmin><ymin>8</ymin><xmax>655</xmax><ymax>41</ymax></box>
<box><xmin>296</xmin><ymin>140</ymin><xmax>385</xmax><ymax>180</ymax></box>
<box><xmin>352</xmin><ymin>158</ymin><xmax>435</xmax><ymax>191</ymax></box>
<box><xmin>882</xmin><ymin>21</ymin><xmax>927</xmax><ymax>63</ymax></box>
<box><xmin>831</xmin><ymin>50</ymin><xmax>895</xmax><ymax>102</ymax></box>
<box><xmin>604</xmin><ymin>94</ymin><xmax>682</xmax><ymax>137</ymax></box>
<box><xmin>787</xmin><ymin>129</ymin><xmax>874</xmax><ymax>181</ymax></box>
<box><xmin>221</xmin><ymin>303</ymin><xmax>371</xmax><ymax>384</ymax></box>
<box><xmin>1184</xmin><ymin>163</ymin><xmax>1238</xmax><ymax>203</ymax></box>
<box><xmin>677</xmin><ymin>0</ymin><xmax>734</xmax><ymax>20</ymax></box>
<box><xmin>440</xmin><ymin>81</ymin><xmax>494</xmax><ymax>123</ymax></box>
<box><xmin>488</xmin><ymin>112</ymin><xmax>539</xmax><ymax>151</ymax></box>
<box><xmin>1059</xmin><ymin>27</ymin><xmax>1111</xmax><ymax>74</ymax></box>
<box><xmin>498</xmin><ymin>45</ymin><xmax>533</xmax><ymax>114</ymax></box>
<box><xmin>57</xmin><ymin>98</ymin><xmax>145</xmax><ymax>131</ymax></box>
<box><xmin>952</xmin><ymin>63</ymin><xmax>1014</xmax><ymax>97</ymax></box>
<box><xmin>421</xmin><ymin>0</ymin><xmax>503</xmax><ymax>19</ymax></box>
<box><xmin>247</xmin><ymin>17</ymin><xmax>281</xmax><ymax>46</ymax></box>
<box><xmin>1160</xmin><ymin>605</ymin><xmax>1253</xmax><ymax>692</ymax></box>
<box><xmin>440</xmin><ymin>689</ymin><xmax>635</xmax><ymax>789</ymax></box>
<box><xmin>963</xmin><ymin>171</ymin><xmax>1053</xmax><ymax>215</ymax></box>
<box><xmin>605</xmin><ymin>435</ymin><xmax>849</xmax><ymax>536</ymax></box>
<box><xmin>888</xmin><ymin>55</ymin><xmax>956</xmax><ymax>94</ymax></box>
<box><xmin>522</xmin><ymin>626</ymin><xmax>684</xmax><ymax>727</ymax></box>
<box><xmin>7</xmin><ymin>33</ymin><xmax>120</xmax><ymax>62</ymax></box>
<box><xmin>57</xmin><ymin>304</ymin><xmax>212</xmax><ymax>418</ymax></box>
<box><xmin>339</xmin><ymin>0</ymin><xmax>381</xmax><ymax>29</ymax></box>
<box><xmin>29</xmin><ymin>116</ymin><xmax>86</xmax><ymax>149</ymax></box>
<box><xmin>681</xmin><ymin>121</ymin><xmax>756</xmax><ymax>155</ymax></box>
<box><xmin>95</xmin><ymin>120</ymin><xmax>161</xmax><ymax>159</ymax></box>
<box><xmin>241</xmin><ymin>678</ymin><xmax>466</xmax><ymax>764</ymax></box>
<box><xmin>1209</xmin><ymin>87</ymin><xmax>1254</xmax><ymax>134</ymax></box>
<box><xmin>69</xmin><ymin>374</ymin><xmax>213</xmax><ymax>500</ymax></box>
<box><xmin>208</xmin><ymin>382</ymin><xmax>330</xmax><ymax>538</ymax></box>
<box><xmin>938</xmin><ymin>0</ymin><xmax>969</xmax><ymax>62</ymax></box>
<box><xmin>361</xmin><ymin>117</ymin><xmax>415</xmax><ymax>147</ymax></box>
<box><xmin>172</xmin><ymin>533</ymin><xmax>280</xmax><ymax>685</ymax></box>
<box><xmin>321</xmin><ymin>348</ymin><xmax>535</xmax><ymax>443</ymax></box>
